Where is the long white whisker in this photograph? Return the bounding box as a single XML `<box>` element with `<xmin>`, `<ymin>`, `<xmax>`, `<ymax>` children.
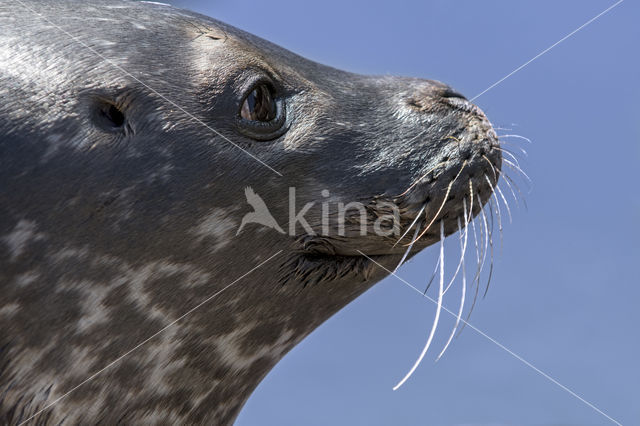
<box><xmin>393</xmin><ymin>204</ymin><xmax>426</xmax><ymax>248</ymax></box>
<box><xmin>504</xmin><ymin>174</ymin><xmax>529</xmax><ymax>208</ymax></box>
<box><xmin>469</xmin><ymin>187</ymin><xmax>483</xmax><ymax>286</ymax></box>
<box><xmin>496</xmin><ymin>141</ymin><xmax>529</xmax><ymax>157</ymax></box>
<box><xmin>443</xmin><ymin>214</ymin><xmax>469</xmax><ymax>295</ymax></box>
<box><xmin>500</xmin><ymin>174</ymin><xmax>520</xmax><ymax>208</ymax></box>
<box><xmin>457</xmin><ymin>188</ymin><xmax>481</xmax><ymax>337</ymax></box>
<box><xmin>504</xmin><ymin>158</ymin><xmax>531</xmax><ymax>184</ymax></box>
<box><xmin>501</xmin><ymin>143</ymin><xmax>529</xmax><ymax>158</ymax></box>
<box><xmin>483</xmin><ymin>194</ymin><xmax>495</xmax><ymax>299</ymax></box>
<box><xmin>459</xmin><ymin>263</ymin><xmax>481</xmax><ymax>337</ymax></box>
<box><xmin>394</xmin><ymin>223</ymin><xmax>422</xmax><ymax>272</ymax></box>
<box><xmin>482</xmin><ymin>155</ymin><xmax>498</xmax><ymax>183</ymax></box>
<box><xmin>477</xmin><ymin>194</ymin><xmax>489</xmax><ymax>279</ymax></box>
<box><xmin>495</xmin><ymin>184</ymin><xmax>513</xmax><ymax>223</ymax></box>
<box><xmin>464</xmin><ymin>188</ymin><xmax>472</xmax><ymax>226</ymax></box>
<box><xmin>436</xmin><ymin>218</ymin><xmax>467</xmax><ymax>361</ymax></box>
<box><xmin>485</xmin><ymin>175</ymin><xmax>503</xmax><ymax>249</ymax></box>
<box><xmin>393</xmin><ymin>220</ymin><xmax>445</xmax><ymax>390</ymax></box>
<box><xmin>496</xmin><ymin>147</ymin><xmax>523</xmax><ymax>168</ymax></box>
<box><xmin>423</xmin><ymin>256</ymin><xmax>439</xmax><ymax>295</ymax></box>
<box><xmin>496</xmin><ymin>134</ymin><xmax>532</xmax><ymax>144</ymax></box>
<box><xmin>462</xmin><ymin>198</ymin><xmax>470</xmax><ymax>241</ymax></box>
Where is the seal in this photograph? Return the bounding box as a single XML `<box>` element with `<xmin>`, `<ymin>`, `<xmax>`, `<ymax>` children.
<box><xmin>0</xmin><ymin>1</ymin><xmax>502</xmax><ymax>424</ymax></box>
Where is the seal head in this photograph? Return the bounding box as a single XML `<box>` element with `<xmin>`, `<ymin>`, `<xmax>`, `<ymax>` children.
<box><xmin>0</xmin><ymin>1</ymin><xmax>500</xmax><ymax>424</ymax></box>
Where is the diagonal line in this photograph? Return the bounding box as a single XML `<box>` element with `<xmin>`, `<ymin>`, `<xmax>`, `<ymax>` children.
<box><xmin>12</xmin><ymin>0</ymin><xmax>283</xmax><ymax>177</ymax></box>
<box><xmin>470</xmin><ymin>0</ymin><xmax>624</xmax><ymax>102</ymax></box>
<box><xmin>18</xmin><ymin>250</ymin><xmax>283</xmax><ymax>426</ymax></box>
<box><xmin>357</xmin><ymin>250</ymin><xmax>623</xmax><ymax>426</ymax></box>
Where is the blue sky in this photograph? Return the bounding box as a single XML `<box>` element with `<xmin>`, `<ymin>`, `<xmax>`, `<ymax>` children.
<box><xmin>172</xmin><ymin>1</ymin><xmax>639</xmax><ymax>424</ymax></box>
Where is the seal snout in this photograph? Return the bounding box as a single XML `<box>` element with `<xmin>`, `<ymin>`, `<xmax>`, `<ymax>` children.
<box><xmin>391</xmin><ymin>82</ymin><xmax>502</xmax><ymax>244</ymax></box>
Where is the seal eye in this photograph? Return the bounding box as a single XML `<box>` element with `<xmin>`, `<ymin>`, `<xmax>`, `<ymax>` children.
<box><xmin>237</xmin><ymin>81</ymin><xmax>288</xmax><ymax>141</ymax></box>
<box><xmin>240</xmin><ymin>84</ymin><xmax>276</xmax><ymax>122</ymax></box>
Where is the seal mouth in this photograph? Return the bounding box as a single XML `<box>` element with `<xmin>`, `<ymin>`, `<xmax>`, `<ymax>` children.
<box><xmin>278</xmin><ymin>250</ymin><xmax>392</xmax><ymax>286</ymax></box>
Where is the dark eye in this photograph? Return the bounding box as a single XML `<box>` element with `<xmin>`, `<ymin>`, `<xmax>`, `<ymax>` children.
<box><xmin>240</xmin><ymin>84</ymin><xmax>276</xmax><ymax>122</ymax></box>
<box><xmin>236</xmin><ymin>80</ymin><xmax>288</xmax><ymax>141</ymax></box>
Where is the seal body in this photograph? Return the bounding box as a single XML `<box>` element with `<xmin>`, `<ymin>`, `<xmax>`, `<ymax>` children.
<box><xmin>0</xmin><ymin>1</ymin><xmax>501</xmax><ymax>424</ymax></box>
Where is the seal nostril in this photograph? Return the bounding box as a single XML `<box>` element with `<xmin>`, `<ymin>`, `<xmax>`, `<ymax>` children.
<box><xmin>441</xmin><ymin>88</ymin><xmax>467</xmax><ymax>101</ymax></box>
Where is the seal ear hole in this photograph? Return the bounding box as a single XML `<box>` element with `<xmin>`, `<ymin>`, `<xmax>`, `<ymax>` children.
<box><xmin>91</xmin><ymin>99</ymin><xmax>126</xmax><ymax>131</ymax></box>
<box><xmin>104</xmin><ymin>104</ymin><xmax>125</xmax><ymax>127</ymax></box>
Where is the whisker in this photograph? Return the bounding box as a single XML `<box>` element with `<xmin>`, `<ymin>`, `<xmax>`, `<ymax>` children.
<box><xmin>411</xmin><ymin>161</ymin><xmax>467</xmax><ymax>244</ymax></box>
<box><xmin>458</xmin><ymin>223</ymin><xmax>480</xmax><ymax>338</ymax></box>
<box><xmin>393</xmin><ymin>220</ymin><xmax>445</xmax><ymax>391</ymax></box>
<box><xmin>457</xmin><ymin>187</ymin><xmax>480</xmax><ymax>335</ymax></box>
<box><xmin>476</xmin><ymin>194</ymin><xmax>489</xmax><ymax>282</ymax></box>
<box><xmin>485</xmin><ymin>175</ymin><xmax>503</xmax><ymax>249</ymax></box>
<box><xmin>436</xmin><ymin>218</ymin><xmax>467</xmax><ymax>361</ymax></box>
<box><xmin>500</xmin><ymin>174</ymin><xmax>520</xmax><ymax>208</ymax></box>
<box><xmin>462</xmin><ymin>198</ymin><xmax>470</xmax><ymax>238</ymax></box>
<box><xmin>496</xmin><ymin>134</ymin><xmax>533</xmax><ymax>144</ymax></box>
<box><xmin>397</xmin><ymin>161</ymin><xmax>448</xmax><ymax>197</ymax></box>
<box><xmin>458</xmin><ymin>195</ymin><xmax>491</xmax><ymax>339</ymax></box>
<box><xmin>469</xmin><ymin>194</ymin><xmax>490</xmax><ymax>307</ymax></box>
<box><xmin>393</xmin><ymin>222</ymin><xmax>422</xmax><ymax>272</ymax></box>
<box><xmin>484</xmin><ymin>255</ymin><xmax>495</xmax><ymax>299</ymax></box>
<box><xmin>465</xmin><ymin>182</ymin><xmax>474</xmax><ymax>227</ymax></box>
<box><xmin>504</xmin><ymin>174</ymin><xmax>529</xmax><ymax>209</ymax></box>
<box><xmin>495</xmin><ymin>184</ymin><xmax>513</xmax><ymax>223</ymax></box>
<box><xmin>393</xmin><ymin>204</ymin><xmax>426</xmax><ymax>248</ymax></box>
<box><xmin>500</xmin><ymin>142</ymin><xmax>528</xmax><ymax>158</ymax></box>
<box><xmin>423</xmin><ymin>254</ymin><xmax>440</xmax><ymax>295</ymax></box>
<box><xmin>481</xmin><ymin>155</ymin><xmax>498</xmax><ymax>183</ymax></box>
<box><xmin>443</xmin><ymin>213</ymin><xmax>469</xmax><ymax>295</ymax></box>
<box><xmin>435</xmin><ymin>192</ymin><xmax>471</xmax><ymax>297</ymax></box>
<box><xmin>468</xmin><ymin>185</ymin><xmax>483</xmax><ymax>287</ymax></box>
<box><xmin>483</xmin><ymin>194</ymin><xmax>495</xmax><ymax>299</ymax></box>
<box><xmin>495</xmin><ymin>147</ymin><xmax>523</xmax><ymax>168</ymax></box>
<box><xmin>504</xmin><ymin>158</ymin><xmax>531</xmax><ymax>184</ymax></box>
